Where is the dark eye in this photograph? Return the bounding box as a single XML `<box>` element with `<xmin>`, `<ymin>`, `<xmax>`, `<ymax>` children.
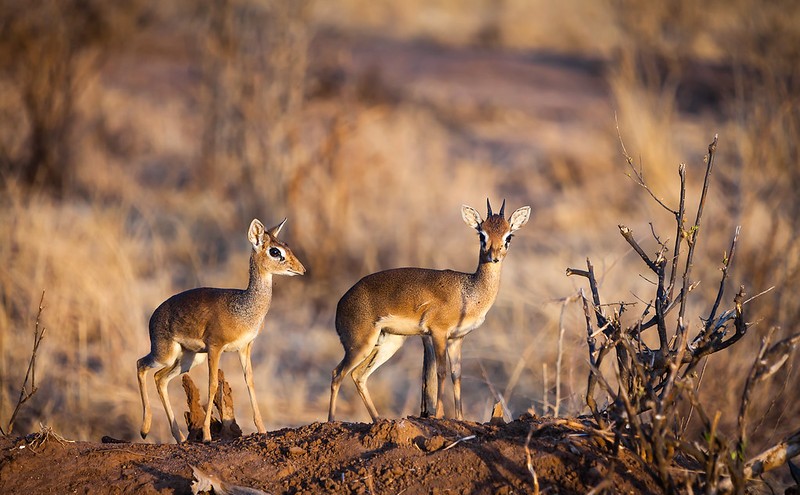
<box><xmin>504</xmin><ymin>234</ymin><xmax>513</xmax><ymax>245</ymax></box>
<box><xmin>268</xmin><ymin>247</ymin><xmax>282</xmax><ymax>259</ymax></box>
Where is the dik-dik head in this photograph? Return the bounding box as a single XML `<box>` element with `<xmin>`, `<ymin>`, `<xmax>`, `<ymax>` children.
<box><xmin>248</xmin><ymin>218</ymin><xmax>306</xmax><ymax>276</ymax></box>
<box><xmin>461</xmin><ymin>199</ymin><xmax>531</xmax><ymax>264</ymax></box>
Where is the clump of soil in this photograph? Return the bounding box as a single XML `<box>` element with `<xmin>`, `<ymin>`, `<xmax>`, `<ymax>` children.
<box><xmin>0</xmin><ymin>415</ymin><xmax>661</xmax><ymax>494</ymax></box>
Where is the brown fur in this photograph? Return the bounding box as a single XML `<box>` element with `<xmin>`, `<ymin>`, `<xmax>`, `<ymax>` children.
<box><xmin>328</xmin><ymin>201</ymin><xmax>530</xmax><ymax>421</ymax></box>
<box><xmin>137</xmin><ymin>218</ymin><xmax>305</xmax><ymax>443</ymax></box>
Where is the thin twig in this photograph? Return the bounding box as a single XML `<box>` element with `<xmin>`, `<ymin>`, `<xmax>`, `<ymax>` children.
<box><xmin>668</xmin><ymin>163</ymin><xmax>687</xmax><ymax>298</ymax></box>
<box><xmin>742</xmin><ymin>286</ymin><xmax>775</xmax><ymax>305</ymax></box>
<box><xmin>677</xmin><ymin>134</ymin><xmax>718</xmax><ymax>339</ymax></box>
<box><xmin>737</xmin><ymin>327</ymin><xmax>776</xmax><ymax>469</ymax></box>
<box><xmin>617</xmin><ymin>116</ymin><xmax>677</xmax><ymax>215</ymax></box>
<box><xmin>555</xmin><ymin>296</ymin><xmax>577</xmax><ymax>417</ymax></box>
<box><xmin>619</xmin><ymin>225</ymin><xmax>659</xmax><ymax>273</ymax></box>
<box><xmin>2</xmin><ymin>290</ymin><xmax>47</xmax><ymax>436</ymax></box>
<box><xmin>478</xmin><ymin>361</ymin><xmax>512</xmax><ymax>423</ymax></box>
<box><xmin>705</xmin><ymin>226</ymin><xmax>741</xmax><ymax>334</ymax></box>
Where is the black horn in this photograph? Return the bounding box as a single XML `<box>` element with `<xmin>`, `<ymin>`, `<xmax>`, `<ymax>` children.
<box><xmin>499</xmin><ymin>199</ymin><xmax>506</xmax><ymax>217</ymax></box>
<box><xmin>486</xmin><ymin>198</ymin><xmax>493</xmax><ymax>216</ymax></box>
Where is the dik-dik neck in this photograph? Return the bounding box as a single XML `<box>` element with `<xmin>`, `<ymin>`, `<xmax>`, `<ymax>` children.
<box><xmin>238</xmin><ymin>254</ymin><xmax>274</xmax><ymax>317</ymax></box>
<box><xmin>470</xmin><ymin>258</ymin><xmax>504</xmax><ymax>300</ymax></box>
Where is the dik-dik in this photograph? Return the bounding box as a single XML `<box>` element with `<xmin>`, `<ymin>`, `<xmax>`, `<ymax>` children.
<box><xmin>328</xmin><ymin>200</ymin><xmax>530</xmax><ymax>421</ymax></box>
<box><xmin>137</xmin><ymin>218</ymin><xmax>305</xmax><ymax>443</ymax></box>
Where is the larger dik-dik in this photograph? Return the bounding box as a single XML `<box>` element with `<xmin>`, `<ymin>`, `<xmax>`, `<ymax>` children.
<box><xmin>137</xmin><ymin>218</ymin><xmax>305</xmax><ymax>443</ymax></box>
<box><xmin>328</xmin><ymin>199</ymin><xmax>530</xmax><ymax>422</ymax></box>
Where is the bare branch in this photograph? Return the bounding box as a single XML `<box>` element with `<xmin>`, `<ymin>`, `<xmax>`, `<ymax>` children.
<box><xmin>743</xmin><ymin>286</ymin><xmax>775</xmax><ymax>305</ymax></box>
<box><xmin>668</xmin><ymin>163</ymin><xmax>687</xmax><ymax>297</ymax></box>
<box><xmin>751</xmin><ymin>332</ymin><xmax>800</xmax><ymax>384</ymax></box>
<box><xmin>737</xmin><ymin>327</ymin><xmax>777</xmax><ymax>465</ymax></box>
<box><xmin>570</xmin><ymin>133</ymin><xmax>794</xmax><ymax>493</ymax></box>
<box><xmin>745</xmin><ymin>429</ymin><xmax>800</xmax><ymax>479</ymax></box>
<box><xmin>619</xmin><ymin>225</ymin><xmax>659</xmax><ymax>273</ymax></box>
<box><xmin>581</xmin><ymin>290</ymin><xmax>601</xmax><ymax>424</ymax></box>
<box><xmin>677</xmin><ymin>134</ymin><xmax>719</xmax><ymax>339</ymax></box>
<box><xmin>705</xmin><ymin>226</ymin><xmax>741</xmax><ymax>333</ymax></box>
<box><xmin>617</xmin><ymin>116</ymin><xmax>678</xmax><ymax>215</ymax></box>
<box><xmin>719</xmin><ymin>429</ymin><xmax>800</xmax><ymax>492</ymax></box>
<box><xmin>565</xmin><ymin>267</ymin><xmax>590</xmax><ymax>278</ymax></box>
<box><xmin>686</xmin><ymin>286</ymin><xmax>750</xmax><ymax>375</ymax></box>
<box><xmin>2</xmin><ymin>290</ymin><xmax>47</xmax><ymax>436</ymax></box>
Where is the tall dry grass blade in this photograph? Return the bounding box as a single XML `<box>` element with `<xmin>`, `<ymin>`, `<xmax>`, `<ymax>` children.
<box><xmin>524</xmin><ymin>426</ymin><xmax>540</xmax><ymax>495</ymax></box>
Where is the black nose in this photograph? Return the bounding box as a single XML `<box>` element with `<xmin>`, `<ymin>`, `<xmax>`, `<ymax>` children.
<box><xmin>492</xmin><ymin>258</ymin><xmax>500</xmax><ymax>263</ymax></box>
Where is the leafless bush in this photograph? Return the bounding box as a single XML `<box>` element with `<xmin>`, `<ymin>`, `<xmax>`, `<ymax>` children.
<box><xmin>568</xmin><ymin>136</ymin><xmax>800</xmax><ymax>493</ymax></box>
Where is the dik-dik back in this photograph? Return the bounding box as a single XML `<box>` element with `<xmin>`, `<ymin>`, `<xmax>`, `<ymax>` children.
<box><xmin>335</xmin><ymin>267</ymin><xmax>488</xmax><ymax>342</ymax></box>
<box><xmin>149</xmin><ymin>286</ymin><xmax>267</xmax><ymax>355</ymax></box>
<box><xmin>328</xmin><ymin>200</ymin><xmax>530</xmax><ymax>422</ymax></box>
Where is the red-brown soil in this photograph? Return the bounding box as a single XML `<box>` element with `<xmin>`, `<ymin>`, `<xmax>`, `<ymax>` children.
<box><xmin>0</xmin><ymin>416</ymin><xmax>661</xmax><ymax>494</ymax></box>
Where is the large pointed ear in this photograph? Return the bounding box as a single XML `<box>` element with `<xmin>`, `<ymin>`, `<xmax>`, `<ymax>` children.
<box><xmin>248</xmin><ymin>219</ymin><xmax>266</xmax><ymax>249</ymax></box>
<box><xmin>461</xmin><ymin>205</ymin><xmax>483</xmax><ymax>229</ymax></box>
<box><xmin>268</xmin><ymin>218</ymin><xmax>287</xmax><ymax>238</ymax></box>
<box><xmin>508</xmin><ymin>206</ymin><xmax>531</xmax><ymax>232</ymax></box>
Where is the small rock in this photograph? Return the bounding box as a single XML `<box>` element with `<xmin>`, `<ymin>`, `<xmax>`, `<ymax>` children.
<box><xmin>423</xmin><ymin>435</ymin><xmax>447</xmax><ymax>452</ymax></box>
<box><xmin>288</xmin><ymin>446</ymin><xmax>306</xmax><ymax>456</ymax></box>
<box><xmin>277</xmin><ymin>464</ymin><xmax>295</xmax><ymax>478</ymax></box>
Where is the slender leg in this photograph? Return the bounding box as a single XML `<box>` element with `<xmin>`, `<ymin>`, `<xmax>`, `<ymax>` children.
<box><xmin>431</xmin><ymin>332</ymin><xmax>449</xmax><ymax>419</ymax></box>
<box><xmin>328</xmin><ymin>367</ymin><xmax>344</xmax><ymax>422</ymax></box>
<box><xmin>351</xmin><ymin>333</ymin><xmax>407</xmax><ymax>421</ymax></box>
<box><xmin>447</xmin><ymin>337</ymin><xmax>465</xmax><ymax>420</ymax></box>
<box><xmin>329</xmin><ymin>326</ymin><xmax>380</xmax><ymax>422</ymax></box>
<box><xmin>203</xmin><ymin>347</ymin><xmax>223</xmax><ymax>442</ymax></box>
<box><xmin>329</xmin><ymin>346</ymin><xmax>373</xmax><ymax>422</ymax></box>
<box><xmin>154</xmin><ymin>358</ymin><xmax>185</xmax><ymax>443</ymax></box>
<box><xmin>239</xmin><ymin>341</ymin><xmax>265</xmax><ymax>433</ymax></box>
<box><xmin>154</xmin><ymin>350</ymin><xmax>201</xmax><ymax>443</ymax></box>
<box><xmin>420</xmin><ymin>335</ymin><xmax>438</xmax><ymax>418</ymax></box>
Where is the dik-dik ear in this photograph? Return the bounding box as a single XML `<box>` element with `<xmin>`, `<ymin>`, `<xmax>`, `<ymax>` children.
<box><xmin>508</xmin><ymin>206</ymin><xmax>531</xmax><ymax>232</ymax></box>
<box><xmin>248</xmin><ymin>219</ymin><xmax>266</xmax><ymax>249</ymax></box>
<box><xmin>461</xmin><ymin>205</ymin><xmax>483</xmax><ymax>229</ymax></box>
<box><xmin>268</xmin><ymin>218</ymin><xmax>287</xmax><ymax>238</ymax></box>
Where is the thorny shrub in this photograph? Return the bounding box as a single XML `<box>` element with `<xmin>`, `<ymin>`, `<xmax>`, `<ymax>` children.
<box><xmin>567</xmin><ymin>136</ymin><xmax>800</xmax><ymax>494</ymax></box>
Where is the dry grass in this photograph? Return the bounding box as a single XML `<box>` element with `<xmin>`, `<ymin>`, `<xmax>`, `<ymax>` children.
<box><xmin>0</xmin><ymin>6</ymin><xmax>798</xmax><ymax>491</ymax></box>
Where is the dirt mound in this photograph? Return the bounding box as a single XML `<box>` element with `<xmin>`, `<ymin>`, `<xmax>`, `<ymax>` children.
<box><xmin>0</xmin><ymin>416</ymin><xmax>660</xmax><ymax>494</ymax></box>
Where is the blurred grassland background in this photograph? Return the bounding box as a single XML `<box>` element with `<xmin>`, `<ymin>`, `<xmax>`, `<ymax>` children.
<box><xmin>1</xmin><ymin>0</ymin><xmax>798</xmax><ymax>461</ymax></box>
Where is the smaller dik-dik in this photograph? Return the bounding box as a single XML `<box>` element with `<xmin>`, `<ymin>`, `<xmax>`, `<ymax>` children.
<box><xmin>328</xmin><ymin>199</ymin><xmax>530</xmax><ymax>422</ymax></box>
<box><xmin>137</xmin><ymin>218</ymin><xmax>305</xmax><ymax>443</ymax></box>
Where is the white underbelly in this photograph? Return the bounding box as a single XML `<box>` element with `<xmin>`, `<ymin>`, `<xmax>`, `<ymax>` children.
<box><xmin>376</xmin><ymin>311</ymin><xmax>488</xmax><ymax>339</ymax></box>
<box><xmin>376</xmin><ymin>315</ymin><xmax>427</xmax><ymax>336</ymax></box>
<box><xmin>224</xmin><ymin>326</ymin><xmax>261</xmax><ymax>351</ymax></box>
<box><xmin>448</xmin><ymin>313</ymin><xmax>486</xmax><ymax>339</ymax></box>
